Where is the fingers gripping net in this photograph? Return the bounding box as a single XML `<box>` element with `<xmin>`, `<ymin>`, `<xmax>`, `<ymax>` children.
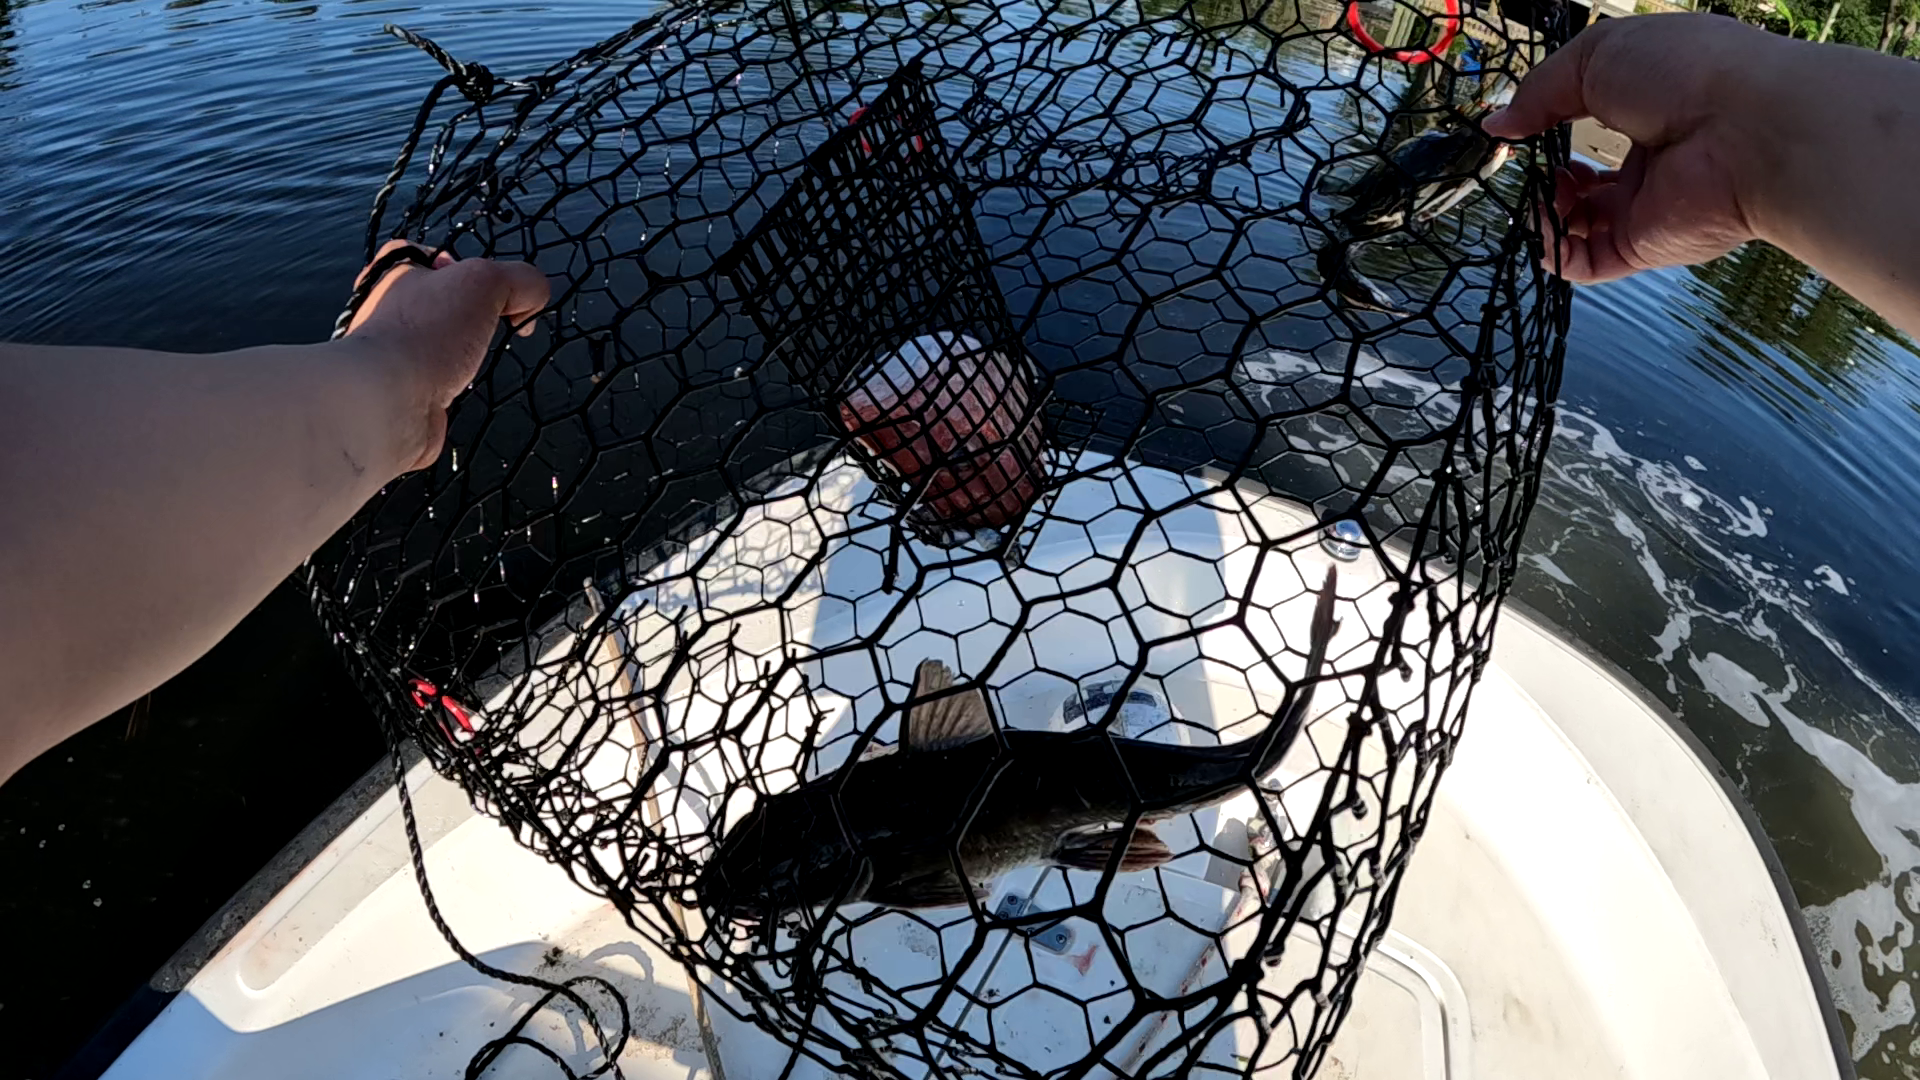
<box><xmin>311</xmin><ymin>2</ymin><xmax>1572</xmax><ymax>1077</ymax></box>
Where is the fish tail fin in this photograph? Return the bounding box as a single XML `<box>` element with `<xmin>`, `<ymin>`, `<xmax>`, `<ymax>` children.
<box><xmin>1250</xmin><ymin>566</ymin><xmax>1340</xmax><ymax>780</ymax></box>
<box><xmin>1317</xmin><ymin>242</ymin><xmax>1404</xmax><ymax>317</ymax></box>
<box><xmin>1119</xmin><ymin>569</ymin><xmax>1341</xmax><ymax>818</ymax></box>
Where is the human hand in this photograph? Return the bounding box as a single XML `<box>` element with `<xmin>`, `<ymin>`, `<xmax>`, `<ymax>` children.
<box><xmin>1483</xmin><ymin>14</ymin><xmax>1785</xmax><ymax>283</ymax></box>
<box><xmin>343</xmin><ymin>240</ymin><xmax>550</xmax><ymax>472</ymax></box>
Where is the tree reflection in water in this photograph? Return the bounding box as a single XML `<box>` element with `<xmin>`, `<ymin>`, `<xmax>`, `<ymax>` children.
<box><xmin>1682</xmin><ymin>240</ymin><xmax>1920</xmax><ymax>421</ymax></box>
<box><xmin>0</xmin><ymin>0</ymin><xmax>15</xmax><ymax>94</ymax></box>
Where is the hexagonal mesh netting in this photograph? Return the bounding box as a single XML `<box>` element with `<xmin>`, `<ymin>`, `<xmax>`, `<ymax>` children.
<box><xmin>309</xmin><ymin>0</ymin><xmax>1574</xmax><ymax>1075</ymax></box>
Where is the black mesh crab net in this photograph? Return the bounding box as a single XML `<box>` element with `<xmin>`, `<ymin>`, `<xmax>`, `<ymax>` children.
<box><xmin>310</xmin><ymin>0</ymin><xmax>1574</xmax><ymax>1076</ymax></box>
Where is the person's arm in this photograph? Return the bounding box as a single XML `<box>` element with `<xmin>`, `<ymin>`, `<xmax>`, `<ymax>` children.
<box><xmin>0</xmin><ymin>245</ymin><xmax>548</xmax><ymax>783</ymax></box>
<box><xmin>1485</xmin><ymin>13</ymin><xmax>1920</xmax><ymax>338</ymax></box>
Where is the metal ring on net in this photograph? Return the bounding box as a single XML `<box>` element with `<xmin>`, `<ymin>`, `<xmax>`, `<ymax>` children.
<box><xmin>308</xmin><ymin>0</ymin><xmax>1575</xmax><ymax>1076</ymax></box>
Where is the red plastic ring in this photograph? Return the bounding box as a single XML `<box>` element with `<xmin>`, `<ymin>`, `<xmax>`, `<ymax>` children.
<box><xmin>1345</xmin><ymin>0</ymin><xmax>1462</xmax><ymax>65</ymax></box>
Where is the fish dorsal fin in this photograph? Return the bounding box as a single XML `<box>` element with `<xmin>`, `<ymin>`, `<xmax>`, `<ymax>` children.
<box><xmin>906</xmin><ymin>660</ymin><xmax>994</xmax><ymax>752</ymax></box>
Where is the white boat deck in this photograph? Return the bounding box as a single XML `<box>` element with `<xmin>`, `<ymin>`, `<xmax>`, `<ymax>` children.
<box><xmin>100</xmin><ymin>462</ymin><xmax>1846</xmax><ymax>1080</ymax></box>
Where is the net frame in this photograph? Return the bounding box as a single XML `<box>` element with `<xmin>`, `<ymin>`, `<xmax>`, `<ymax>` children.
<box><xmin>309</xmin><ymin>1</ymin><xmax>1576</xmax><ymax>1076</ymax></box>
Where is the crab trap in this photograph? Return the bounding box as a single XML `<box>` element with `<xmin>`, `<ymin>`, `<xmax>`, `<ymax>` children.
<box><xmin>309</xmin><ymin>0</ymin><xmax>1574</xmax><ymax>1075</ymax></box>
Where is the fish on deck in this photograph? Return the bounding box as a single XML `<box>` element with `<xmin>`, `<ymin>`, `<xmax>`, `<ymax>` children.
<box><xmin>696</xmin><ymin>566</ymin><xmax>1341</xmax><ymax>916</ymax></box>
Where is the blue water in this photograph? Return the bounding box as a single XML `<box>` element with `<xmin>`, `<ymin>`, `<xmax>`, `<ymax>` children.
<box><xmin>2</xmin><ymin>0</ymin><xmax>1920</xmax><ymax>1074</ymax></box>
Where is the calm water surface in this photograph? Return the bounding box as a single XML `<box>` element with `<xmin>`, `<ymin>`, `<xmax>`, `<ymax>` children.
<box><xmin>3</xmin><ymin>0</ymin><xmax>1920</xmax><ymax>1075</ymax></box>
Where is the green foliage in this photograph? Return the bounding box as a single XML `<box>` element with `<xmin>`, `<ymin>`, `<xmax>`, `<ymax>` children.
<box><xmin>1704</xmin><ymin>0</ymin><xmax>1776</xmax><ymax>26</ymax></box>
<box><xmin>1685</xmin><ymin>242</ymin><xmax>1918</xmax><ymax>407</ymax></box>
<box><xmin>1702</xmin><ymin>0</ymin><xmax>1910</xmax><ymax>48</ymax></box>
<box><xmin>1829</xmin><ymin>1</ymin><xmax>1883</xmax><ymax>43</ymax></box>
<box><xmin>1769</xmin><ymin>0</ymin><xmax>1826</xmax><ymax>36</ymax></box>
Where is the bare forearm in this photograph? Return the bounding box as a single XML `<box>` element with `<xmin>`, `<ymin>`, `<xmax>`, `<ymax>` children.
<box><xmin>1738</xmin><ymin>37</ymin><xmax>1920</xmax><ymax>337</ymax></box>
<box><xmin>0</xmin><ymin>338</ymin><xmax>411</xmax><ymax>780</ymax></box>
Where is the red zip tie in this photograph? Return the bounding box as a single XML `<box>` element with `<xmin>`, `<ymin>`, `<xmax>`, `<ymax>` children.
<box><xmin>848</xmin><ymin>103</ymin><xmax>927</xmax><ymax>156</ymax></box>
<box><xmin>410</xmin><ymin>677</ymin><xmax>478</xmax><ymax>739</ymax></box>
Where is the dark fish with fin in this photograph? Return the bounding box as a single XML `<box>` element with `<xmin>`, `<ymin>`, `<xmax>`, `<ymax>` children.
<box><xmin>696</xmin><ymin>567</ymin><xmax>1340</xmax><ymax>916</ymax></box>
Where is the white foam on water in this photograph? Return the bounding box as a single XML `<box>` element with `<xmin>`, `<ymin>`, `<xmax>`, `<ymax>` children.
<box><xmin>1690</xmin><ymin>651</ymin><xmax>1920</xmax><ymax>1061</ymax></box>
<box><xmin>1814</xmin><ymin>565</ymin><xmax>1851</xmax><ymax>596</ymax></box>
<box><xmin>1536</xmin><ymin>409</ymin><xmax>1920</xmax><ymax>1067</ymax></box>
<box><xmin>1542</xmin><ymin>413</ymin><xmax>1882</xmax><ymax>688</ymax></box>
<box><xmin>1233</xmin><ymin>347</ymin><xmax>1535</xmax><ymax>433</ymax></box>
<box><xmin>1523</xmin><ymin>552</ymin><xmax>1573</xmax><ymax>586</ymax></box>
